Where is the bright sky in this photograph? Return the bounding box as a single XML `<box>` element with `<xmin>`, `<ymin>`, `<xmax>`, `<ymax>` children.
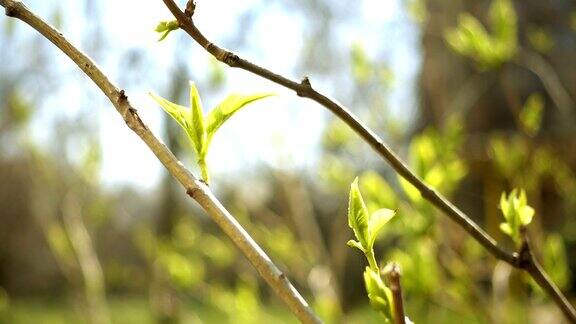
<box><xmin>15</xmin><ymin>0</ymin><xmax>419</xmax><ymax>191</ymax></box>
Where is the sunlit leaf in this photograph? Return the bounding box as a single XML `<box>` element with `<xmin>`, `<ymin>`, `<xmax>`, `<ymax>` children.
<box><xmin>499</xmin><ymin>189</ymin><xmax>535</xmax><ymax>244</ymax></box>
<box><xmin>188</xmin><ymin>82</ymin><xmax>206</xmax><ymax>157</ymax></box>
<box><xmin>149</xmin><ymin>92</ymin><xmax>190</xmax><ymax>132</ymax></box>
<box><xmin>360</xmin><ymin>171</ymin><xmax>398</xmax><ymax>211</ymax></box>
<box><xmin>519</xmin><ymin>205</ymin><xmax>534</xmax><ymax>225</ymax></box>
<box><xmin>368</xmin><ymin>209</ymin><xmax>396</xmax><ymax>248</ymax></box>
<box><xmin>206</xmin><ymin>93</ymin><xmax>273</xmax><ymax>144</ymax></box>
<box><xmin>499</xmin><ymin>223</ymin><xmax>513</xmax><ymax>236</ymax></box>
<box><xmin>348</xmin><ymin>177</ymin><xmax>370</xmax><ymax>249</ymax></box>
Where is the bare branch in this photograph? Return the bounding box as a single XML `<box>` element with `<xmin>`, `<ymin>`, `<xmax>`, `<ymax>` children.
<box><xmin>516</xmin><ymin>228</ymin><xmax>576</xmax><ymax>321</ymax></box>
<box><xmin>383</xmin><ymin>263</ymin><xmax>406</xmax><ymax>324</ymax></box>
<box><xmin>160</xmin><ymin>1</ymin><xmax>576</xmax><ymax>321</ymax></box>
<box><xmin>0</xmin><ymin>1</ymin><xmax>321</xmax><ymax>322</ymax></box>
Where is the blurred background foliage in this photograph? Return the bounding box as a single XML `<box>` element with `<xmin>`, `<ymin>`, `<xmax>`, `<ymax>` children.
<box><xmin>1</xmin><ymin>0</ymin><xmax>576</xmax><ymax>323</ymax></box>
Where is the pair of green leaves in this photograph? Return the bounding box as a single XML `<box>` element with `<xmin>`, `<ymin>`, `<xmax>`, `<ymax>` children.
<box><xmin>347</xmin><ymin>177</ymin><xmax>396</xmax><ymax>256</ymax></box>
<box><xmin>499</xmin><ymin>189</ymin><xmax>535</xmax><ymax>244</ymax></box>
<box><xmin>150</xmin><ymin>82</ymin><xmax>272</xmax><ymax>183</ymax></box>
<box><xmin>445</xmin><ymin>0</ymin><xmax>517</xmax><ymax>69</ymax></box>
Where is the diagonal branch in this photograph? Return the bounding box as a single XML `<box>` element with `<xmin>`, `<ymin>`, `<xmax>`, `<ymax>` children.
<box><xmin>161</xmin><ymin>1</ymin><xmax>576</xmax><ymax>322</ymax></box>
<box><xmin>0</xmin><ymin>1</ymin><xmax>321</xmax><ymax>323</ymax></box>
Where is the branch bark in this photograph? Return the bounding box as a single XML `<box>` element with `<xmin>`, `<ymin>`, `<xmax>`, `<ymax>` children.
<box><xmin>160</xmin><ymin>1</ymin><xmax>576</xmax><ymax>322</ymax></box>
<box><xmin>0</xmin><ymin>1</ymin><xmax>321</xmax><ymax>323</ymax></box>
<box><xmin>384</xmin><ymin>263</ymin><xmax>406</xmax><ymax>324</ymax></box>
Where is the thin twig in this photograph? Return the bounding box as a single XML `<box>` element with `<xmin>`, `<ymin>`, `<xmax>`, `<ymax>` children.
<box><xmin>0</xmin><ymin>1</ymin><xmax>321</xmax><ymax>323</ymax></box>
<box><xmin>517</xmin><ymin>227</ymin><xmax>576</xmax><ymax>322</ymax></box>
<box><xmin>160</xmin><ymin>1</ymin><xmax>576</xmax><ymax>322</ymax></box>
<box><xmin>384</xmin><ymin>263</ymin><xmax>406</xmax><ymax>324</ymax></box>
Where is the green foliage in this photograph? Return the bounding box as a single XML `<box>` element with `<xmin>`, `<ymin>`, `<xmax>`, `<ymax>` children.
<box><xmin>359</xmin><ymin>171</ymin><xmax>398</xmax><ymax>212</ymax></box>
<box><xmin>347</xmin><ymin>177</ymin><xmax>400</xmax><ymax>323</ymax></box>
<box><xmin>0</xmin><ymin>287</ymin><xmax>9</xmax><ymax>312</ymax></box>
<box><xmin>541</xmin><ymin>234</ymin><xmax>571</xmax><ymax>290</ymax></box>
<box><xmin>159</xmin><ymin>249</ymin><xmax>205</xmax><ymax>289</ymax></box>
<box><xmin>399</xmin><ymin>122</ymin><xmax>467</xmax><ymax>206</ymax></box>
<box><xmin>445</xmin><ymin>0</ymin><xmax>517</xmax><ymax>69</ymax></box>
<box><xmin>347</xmin><ymin>177</ymin><xmax>396</xmax><ymax>256</ymax></box>
<box><xmin>527</xmin><ymin>27</ymin><xmax>554</xmax><ymax>54</ymax></box>
<box><xmin>363</xmin><ymin>267</ymin><xmax>394</xmax><ymax>323</ymax></box>
<box><xmin>350</xmin><ymin>43</ymin><xmax>394</xmax><ymax>87</ymax></box>
<box><xmin>155</xmin><ymin>20</ymin><xmax>179</xmax><ymax>41</ymax></box>
<box><xmin>388</xmin><ymin>239</ymin><xmax>440</xmax><ymax>296</ymax></box>
<box><xmin>499</xmin><ymin>189</ymin><xmax>534</xmax><ymax>244</ymax></box>
<box><xmin>150</xmin><ymin>82</ymin><xmax>273</xmax><ymax>183</ymax></box>
<box><xmin>519</xmin><ymin>93</ymin><xmax>544</xmax><ymax>137</ymax></box>
<box><xmin>7</xmin><ymin>90</ymin><xmax>32</xmax><ymax>127</ymax></box>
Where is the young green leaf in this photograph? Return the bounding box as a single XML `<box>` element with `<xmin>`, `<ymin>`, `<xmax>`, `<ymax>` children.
<box><xmin>206</xmin><ymin>93</ymin><xmax>274</xmax><ymax>144</ymax></box>
<box><xmin>499</xmin><ymin>189</ymin><xmax>535</xmax><ymax>243</ymax></box>
<box><xmin>363</xmin><ymin>267</ymin><xmax>393</xmax><ymax>322</ymax></box>
<box><xmin>149</xmin><ymin>92</ymin><xmax>190</xmax><ymax>133</ymax></box>
<box><xmin>368</xmin><ymin>209</ymin><xmax>396</xmax><ymax>249</ymax></box>
<box><xmin>188</xmin><ymin>82</ymin><xmax>206</xmax><ymax>158</ymax></box>
<box><xmin>155</xmin><ymin>20</ymin><xmax>179</xmax><ymax>41</ymax></box>
<box><xmin>348</xmin><ymin>177</ymin><xmax>370</xmax><ymax>250</ymax></box>
<box><xmin>347</xmin><ymin>240</ymin><xmax>366</xmax><ymax>253</ymax></box>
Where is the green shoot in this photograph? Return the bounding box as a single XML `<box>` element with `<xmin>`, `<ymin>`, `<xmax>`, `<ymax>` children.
<box><xmin>150</xmin><ymin>82</ymin><xmax>273</xmax><ymax>183</ymax></box>
<box><xmin>499</xmin><ymin>189</ymin><xmax>535</xmax><ymax>244</ymax></box>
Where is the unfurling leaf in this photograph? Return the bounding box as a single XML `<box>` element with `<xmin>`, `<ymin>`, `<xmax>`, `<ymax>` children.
<box><xmin>206</xmin><ymin>93</ymin><xmax>274</xmax><ymax>144</ymax></box>
<box><xmin>363</xmin><ymin>267</ymin><xmax>393</xmax><ymax>322</ymax></box>
<box><xmin>348</xmin><ymin>177</ymin><xmax>370</xmax><ymax>250</ymax></box>
<box><xmin>188</xmin><ymin>82</ymin><xmax>206</xmax><ymax>157</ymax></box>
<box><xmin>155</xmin><ymin>20</ymin><xmax>179</xmax><ymax>41</ymax></box>
<box><xmin>499</xmin><ymin>189</ymin><xmax>535</xmax><ymax>243</ymax></box>
<box><xmin>347</xmin><ymin>240</ymin><xmax>366</xmax><ymax>253</ymax></box>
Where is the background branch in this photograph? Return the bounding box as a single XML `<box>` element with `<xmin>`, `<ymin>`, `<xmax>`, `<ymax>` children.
<box><xmin>160</xmin><ymin>0</ymin><xmax>576</xmax><ymax>321</ymax></box>
<box><xmin>0</xmin><ymin>1</ymin><xmax>321</xmax><ymax>323</ymax></box>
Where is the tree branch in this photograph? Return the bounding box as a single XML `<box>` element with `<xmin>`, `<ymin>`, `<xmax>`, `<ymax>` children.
<box><xmin>516</xmin><ymin>228</ymin><xmax>576</xmax><ymax>321</ymax></box>
<box><xmin>0</xmin><ymin>1</ymin><xmax>321</xmax><ymax>323</ymax></box>
<box><xmin>384</xmin><ymin>263</ymin><xmax>406</xmax><ymax>324</ymax></box>
<box><xmin>161</xmin><ymin>1</ymin><xmax>576</xmax><ymax>322</ymax></box>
